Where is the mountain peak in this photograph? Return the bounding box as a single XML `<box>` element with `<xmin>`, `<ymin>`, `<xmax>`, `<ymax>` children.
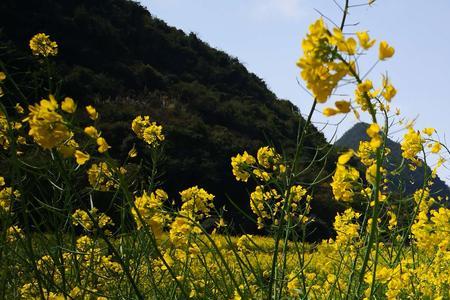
<box><xmin>336</xmin><ymin>122</ymin><xmax>450</xmax><ymax>203</ymax></box>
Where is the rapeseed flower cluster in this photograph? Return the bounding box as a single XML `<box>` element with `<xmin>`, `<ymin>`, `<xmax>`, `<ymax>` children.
<box><xmin>331</xmin><ymin>151</ymin><xmax>360</xmax><ymax>202</ymax></box>
<box><xmin>0</xmin><ymin>110</ymin><xmax>24</xmax><ymax>150</ymax></box>
<box><xmin>25</xmin><ymin>95</ymin><xmax>72</xmax><ymax>150</ymax></box>
<box><xmin>250</xmin><ymin>185</ymin><xmax>281</xmax><ymax>228</ymax></box>
<box><xmin>231</xmin><ymin>151</ymin><xmax>256</xmax><ymax>182</ymax></box>
<box><xmin>22</xmin><ymin>94</ymin><xmax>110</xmax><ymax>166</ymax></box>
<box><xmin>72</xmin><ymin>207</ymin><xmax>114</xmax><ymax>234</ymax></box>
<box><xmin>0</xmin><ymin>176</ymin><xmax>20</xmax><ymax>214</ymax></box>
<box><xmin>169</xmin><ymin>186</ymin><xmax>215</xmax><ymax>246</ymax></box>
<box><xmin>296</xmin><ymin>19</ymin><xmax>351</xmax><ymax>103</ymax></box>
<box><xmin>401</xmin><ymin>127</ymin><xmax>424</xmax><ymax>164</ymax></box>
<box><xmin>20</xmin><ymin>235</ymin><xmax>123</xmax><ymax>299</ymax></box>
<box><xmin>232</xmin><ymin>146</ymin><xmax>309</xmax><ymax>229</ymax></box>
<box><xmin>131</xmin><ymin>115</ymin><xmax>164</xmax><ymax>146</ymax></box>
<box><xmin>29</xmin><ymin>33</ymin><xmax>58</xmax><ymax>57</ymax></box>
<box><xmin>0</xmin><ymin>177</ymin><xmax>24</xmax><ymax>245</ymax></box>
<box><xmin>131</xmin><ymin>189</ymin><xmax>169</xmax><ymax>237</ymax></box>
<box><xmin>87</xmin><ymin>162</ymin><xmax>125</xmax><ymax>191</ymax></box>
<box><xmin>231</xmin><ymin>146</ymin><xmax>286</xmax><ymax>184</ymax></box>
<box><xmin>5</xmin><ymin>225</ymin><xmax>24</xmax><ymax>243</ymax></box>
<box><xmin>298</xmin><ymin>17</ymin><xmax>395</xmax><ymax>118</ymax></box>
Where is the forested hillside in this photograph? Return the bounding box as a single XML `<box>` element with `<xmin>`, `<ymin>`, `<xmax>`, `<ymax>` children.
<box><xmin>0</xmin><ymin>0</ymin><xmax>340</xmax><ymax>235</ymax></box>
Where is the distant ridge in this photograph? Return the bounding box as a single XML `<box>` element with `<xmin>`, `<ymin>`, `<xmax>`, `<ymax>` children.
<box><xmin>336</xmin><ymin>122</ymin><xmax>450</xmax><ymax>202</ymax></box>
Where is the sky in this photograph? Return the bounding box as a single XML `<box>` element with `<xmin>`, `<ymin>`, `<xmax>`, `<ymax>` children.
<box><xmin>141</xmin><ymin>0</ymin><xmax>450</xmax><ymax>180</ymax></box>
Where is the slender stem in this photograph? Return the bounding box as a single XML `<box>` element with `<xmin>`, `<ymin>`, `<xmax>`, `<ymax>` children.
<box><xmin>268</xmin><ymin>98</ymin><xmax>317</xmax><ymax>300</ymax></box>
<box><xmin>339</xmin><ymin>0</ymin><xmax>350</xmax><ymax>30</ymax></box>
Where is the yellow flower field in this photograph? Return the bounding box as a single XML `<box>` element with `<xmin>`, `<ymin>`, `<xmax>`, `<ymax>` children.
<box><xmin>0</xmin><ymin>1</ymin><xmax>449</xmax><ymax>299</ymax></box>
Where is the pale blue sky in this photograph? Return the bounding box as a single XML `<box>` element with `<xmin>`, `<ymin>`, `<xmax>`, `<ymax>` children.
<box><xmin>141</xmin><ymin>0</ymin><xmax>450</xmax><ymax>179</ymax></box>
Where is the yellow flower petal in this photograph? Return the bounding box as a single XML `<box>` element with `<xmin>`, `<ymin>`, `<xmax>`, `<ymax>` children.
<box><xmin>379</xmin><ymin>41</ymin><xmax>395</xmax><ymax>60</ymax></box>
<box><xmin>366</xmin><ymin>123</ymin><xmax>380</xmax><ymax>138</ymax></box>
<box><xmin>85</xmin><ymin>105</ymin><xmax>98</xmax><ymax>120</ymax></box>
<box><xmin>323</xmin><ymin>107</ymin><xmax>339</xmax><ymax>117</ymax></box>
<box><xmin>15</xmin><ymin>103</ymin><xmax>24</xmax><ymax>114</ymax></box>
<box><xmin>338</xmin><ymin>150</ymin><xmax>354</xmax><ymax>165</ymax></box>
<box><xmin>74</xmin><ymin>150</ymin><xmax>90</xmax><ymax>165</ymax></box>
<box><xmin>128</xmin><ymin>145</ymin><xmax>138</xmax><ymax>158</ymax></box>
<box><xmin>335</xmin><ymin>100</ymin><xmax>351</xmax><ymax>113</ymax></box>
<box><xmin>96</xmin><ymin>137</ymin><xmax>110</xmax><ymax>153</ymax></box>
<box><xmin>431</xmin><ymin>142</ymin><xmax>441</xmax><ymax>153</ymax></box>
<box><xmin>61</xmin><ymin>97</ymin><xmax>77</xmax><ymax>113</ymax></box>
<box><xmin>84</xmin><ymin>126</ymin><xmax>99</xmax><ymax>139</ymax></box>
<box><xmin>356</xmin><ymin>31</ymin><xmax>376</xmax><ymax>50</ymax></box>
<box><xmin>422</xmin><ymin>128</ymin><xmax>435</xmax><ymax>136</ymax></box>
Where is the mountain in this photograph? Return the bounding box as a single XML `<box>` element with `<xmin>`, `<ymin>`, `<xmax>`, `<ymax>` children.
<box><xmin>336</xmin><ymin>122</ymin><xmax>450</xmax><ymax>202</ymax></box>
<box><xmin>0</xmin><ymin>0</ymin><xmax>341</xmax><ymax>236</ymax></box>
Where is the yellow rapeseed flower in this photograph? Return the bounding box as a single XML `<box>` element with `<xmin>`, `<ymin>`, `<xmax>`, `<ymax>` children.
<box><xmin>370</xmin><ymin>135</ymin><xmax>382</xmax><ymax>150</ymax></box>
<box><xmin>365</xmin><ymin>164</ymin><xmax>379</xmax><ymax>185</ymax></box>
<box><xmin>25</xmin><ymin>96</ymin><xmax>72</xmax><ymax>149</ymax></box>
<box><xmin>296</xmin><ymin>19</ymin><xmax>350</xmax><ymax>103</ymax></box>
<box><xmin>382</xmin><ymin>84</ymin><xmax>396</xmax><ymax>101</ymax></box>
<box><xmin>358</xmin><ymin>79</ymin><xmax>373</xmax><ymax>93</ymax></box>
<box><xmin>29</xmin><ymin>33</ymin><xmax>58</xmax><ymax>57</ymax></box>
<box><xmin>57</xmin><ymin>138</ymin><xmax>79</xmax><ymax>158</ymax></box>
<box><xmin>128</xmin><ymin>145</ymin><xmax>138</xmax><ymax>158</ymax></box>
<box><xmin>84</xmin><ymin>126</ymin><xmax>99</xmax><ymax>139</ymax></box>
<box><xmin>256</xmin><ymin>146</ymin><xmax>280</xmax><ymax>170</ymax></box>
<box><xmin>74</xmin><ymin>150</ymin><xmax>90</xmax><ymax>165</ymax></box>
<box><xmin>143</xmin><ymin>124</ymin><xmax>164</xmax><ymax>145</ymax></box>
<box><xmin>15</xmin><ymin>103</ymin><xmax>24</xmax><ymax>114</ymax></box>
<box><xmin>85</xmin><ymin>105</ymin><xmax>98</xmax><ymax>120</ymax></box>
<box><xmin>96</xmin><ymin>137</ymin><xmax>110</xmax><ymax>153</ymax></box>
<box><xmin>379</xmin><ymin>41</ymin><xmax>395</xmax><ymax>60</ymax></box>
<box><xmin>366</xmin><ymin>123</ymin><xmax>380</xmax><ymax>138</ymax></box>
<box><xmin>335</xmin><ymin>100</ymin><xmax>351</xmax><ymax>113</ymax></box>
<box><xmin>231</xmin><ymin>151</ymin><xmax>256</xmax><ymax>182</ymax></box>
<box><xmin>61</xmin><ymin>97</ymin><xmax>76</xmax><ymax>113</ymax></box>
<box><xmin>401</xmin><ymin>127</ymin><xmax>424</xmax><ymax>164</ymax></box>
<box><xmin>131</xmin><ymin>115</ymin><xmax>165</xmax><ymax>146</ymax></box>
<box><xmin>422</xmin><ymin>127</ymin><xmax>435</xmax><ymax>136</ymax></box>
<box><xmin>331</xmin><ymin>164</ymin><xmax>360</xmax><ymax>202</ymax></box>
<box><xmin>179</xmin><ymin>186</ymin><xmax>215</xmax><ymax>219</ymax></box>
<box><xmin>358</xmin><ymin>141</ymin><xmax>375</xmax><ymax>166</ymax></box>
<box><xmin>6</xmin><ymin>225</ymin><xmax>24</xmax><ymax>243</ymax></box>
<box><xmin>336</xmin><ymin>36</ymin><xmax>357</xmax><ymax>55</ymax></box>
<box><xmin>338</xmin><ymin>150</ymin><xmax>354</xmax><ymax>165</ymax></box>
<box><xmin>356</xmin><ymin>31</ymin><xmax>376</xmax><ymax>50</ymax></box>
<box><xmin>131</xmin><ymin>189</ymin><xmax>168</xmax><ymax>235</ymax></box>
<box><xmin>323</xmin><ymin>107</ymin><xmax>339</xmax><ymax>117</ymax></box>
<box><xmin>87</xmin><ymin>162</ymin><xmax>125</xmax><ymax>191</ymax></box>
<box><xmin>1</xmin><ymin>184</ymin><xmax>20</xmax><ymax>213</ymax></box>
<box><xmin>1</xmin><ymin>111</ymin><xmax>22</xmax><ymax>149</ymax></box>
<box><xmin>431</xmin><ymin>142</ymin><xmax>441</xmax><ymax>153</ymax></box>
